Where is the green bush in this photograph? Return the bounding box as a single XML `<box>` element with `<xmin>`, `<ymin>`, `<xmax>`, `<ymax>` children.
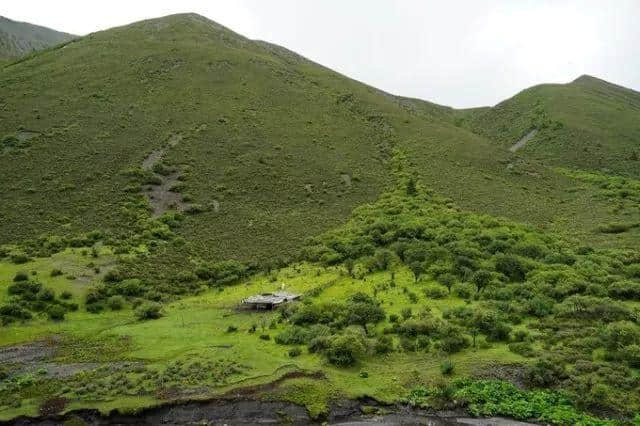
<box><xmin>50</xmin><ymin>269</ymin><xmax>63</xmax><ymax>277</ymax></box>
<box><xmin>494</xmin><ymin>254</ymin><xmax>527</xmax><ymax>282</ymax></box>
<box><xmin>288</xmin><ymin>347</ymin><xmax>302</xmax><ymax>357</ymax></box>
<box><xmin>86</xmin><ymin>303</ymin><xmax>105</xmax><ymax>314</ymax></box>
<box><xmin>325</xmin><ymin>333</ymin><xmax>366</xmax><ymax>366</ymax></box>
<box><xmin>47</xmin><ymin>305</ymin><xmax>66</xmax><ymax>321</ymax></box>
<box><xmin>107</xmin><ymin>295</ymin><xmax>125</xmax><ymax>311</ymax></box>
<box><xmin>440</xmin><ymin>360</ymin><xmax>455</xmax><ymax>375</ymax></box>
<box><xmin>424</xmin><ymin>285</ymin><xmax>448</xmax><ymax>299</ymax></box>
<box><xmin>13</xmin><ymin>271</ymin><xmax>29</xmax><ymax>282</ymax></box>
<box><xmin>598</xmin><ymin>222</ymin><xmax>632</xmax><ymax>234</ymax></box>
<box><xmin>508</xmin><ymin>342</ymin><xmax>535</xmax><ymax>357</ymax></box>
<box><xmin>227</xmin><ymin>325</ymin><xmax>238</xmax><ymax>333</ymax></box>
<box><xmin>375</xmin><ymin>335</ymin><xmax>394</xmax><ymax>354</ymax></box>
<box><xmin>60</xmin><ymin>291</ymin><xmax>73</xmax><ymax>300</ymax></box>
<box><xmin>135</xmin><ymin>302</ymin><xmax>162</xmax><ymax>320</ymax></box>
<box><xmin>259</xmin><ymin>334</ymin><xmax>270</xmax><ymax>340</ymax></box>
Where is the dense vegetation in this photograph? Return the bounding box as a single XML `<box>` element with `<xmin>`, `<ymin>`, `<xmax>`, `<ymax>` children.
<box><xmin>258</xmin><ymin>157</ymin><xmax>640</xmax><ymax>417</ymax></box>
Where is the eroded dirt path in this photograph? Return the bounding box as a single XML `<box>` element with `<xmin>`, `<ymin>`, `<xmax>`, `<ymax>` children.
<box><xmin>509</xmin><ymin>128</ymin><xmax>538</xmax><ymax>152</ymax></box>
<box><xmin>141</xmin><ymin>134</ymin><xmax>185</xmax><ymax>217</ymax></box>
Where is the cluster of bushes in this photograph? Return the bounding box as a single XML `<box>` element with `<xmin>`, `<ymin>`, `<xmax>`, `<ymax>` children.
<box><xmin>0</xmin><ymin>232</ymin><xmax>105</xmax><ymax>261</ymax></box>
<box><xmin>272</xmin><ymin>293</ymin><xmax>387</xmax><ymax>365</ymax></box>
<box><xmin>297</xmin><ymin>180</ymin><xmax>640</xmax><ymax>415</ymax></box>
<box><xmin>408</xmin><ymin>379</ymin><xmax>618</xmax><ymax>425</ymax></box>
<box><xmin>0</xmin><ymin>273</ymin><xmax>77</xmax><ymax>325</ymax></box>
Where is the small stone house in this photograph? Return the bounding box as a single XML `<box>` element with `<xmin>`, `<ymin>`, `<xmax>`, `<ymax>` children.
<box><xmin>241</xmin><ymin>291</ymin><xmax>300</xmax><ymax>310</ymax></box>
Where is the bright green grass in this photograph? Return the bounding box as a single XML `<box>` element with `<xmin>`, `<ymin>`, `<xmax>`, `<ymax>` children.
<box><xmin>0</xmin><ymin>246</ymin><xmax>115</xmax><ymax>305</ymax></box>
<box><xmin>0</xmin><ymin>259</ymin><xmax>527</xmax><ymax>419</ymax></box>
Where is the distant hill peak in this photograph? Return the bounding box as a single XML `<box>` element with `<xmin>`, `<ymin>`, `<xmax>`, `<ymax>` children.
<box><xmin>0</xmin><ymin>15</ymin><xmax>75</xmax><ymax>62</ymax></box>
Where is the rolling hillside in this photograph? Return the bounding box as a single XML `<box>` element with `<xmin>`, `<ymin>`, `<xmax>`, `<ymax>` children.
<box><xmin>1</xmin><ymin>13</ymin><xmax>637</xmax><ymax>273</ymax></box>
<box><xmin>460</xmin><ymin>75</ymin><xmax>640</xmax><ymax>178</ymax></box>
<box><xmin>0</xmin><ymin>16</ymin><xmax>75</xmax><ymax>63</ymax></box>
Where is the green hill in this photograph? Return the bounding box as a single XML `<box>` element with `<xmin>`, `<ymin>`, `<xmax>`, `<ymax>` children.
<box><xmin>0</xmin><ymin>16</ymin><xmax>75</xmax><ymax>63</ymax></box>
<box><xmin>1</xmin><ymin>13</ymin><xmax>637</xmax><ymax>272</ymax></box>
<box><xmin>460</xmin><ymin>74</ymin><xmax>640</xmax><ymax>178</ymax></box>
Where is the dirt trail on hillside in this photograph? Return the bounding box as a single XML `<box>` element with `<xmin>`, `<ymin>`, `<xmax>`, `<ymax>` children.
<box><xmin>141</xmin><ymin>134</ymin><xmax>185</xmax><ymax>217</ymax></box>
<box><xmin>509</xmin><ymin>129</ymin><xmax>538</xmax><ymax>152</ymax></box>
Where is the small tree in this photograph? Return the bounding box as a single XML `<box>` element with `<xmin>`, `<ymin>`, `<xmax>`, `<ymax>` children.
<box><xmin>471</xmin><ymin>270</ymin><xmax>492</xmax><ymax>293</ymax></box>
<box><xmin>438</xmin><ymin>273</ymin><xmax>456</xmax><ymax>294</ymax></box>
<box><xmin>409</xmin><ymin>261</ymin><xmax>424</xmax><ymax>283</ymax></box>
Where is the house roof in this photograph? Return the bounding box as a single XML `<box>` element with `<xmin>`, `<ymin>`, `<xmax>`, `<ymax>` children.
<box><xmin>243</xmin><ymin>291</ymin><xmax>300</xmax><ymax>305</ymax></box>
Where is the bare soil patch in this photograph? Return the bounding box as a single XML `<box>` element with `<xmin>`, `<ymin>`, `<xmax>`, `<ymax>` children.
<box><xmin>509</xmin><ymin>129</ymin><xmax>538</xmax><ymax>152</ymax></box>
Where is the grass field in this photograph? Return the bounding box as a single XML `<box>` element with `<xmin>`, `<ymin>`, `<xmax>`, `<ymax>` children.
<box><xmin>0</xmin><ymin>256</ymin><xmax>528</xmax><ymax>420</ymax></box>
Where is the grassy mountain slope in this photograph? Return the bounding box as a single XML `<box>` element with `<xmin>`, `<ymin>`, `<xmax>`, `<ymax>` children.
<box><xmin>1</xmin><ymin>13</ymin><xmax>635</xmax><ymax>271</ymax></box>
<box><xmin>460</xmin><ymin>75</ymin><xmax>640</xmax><ymax>178</ymax></box>
<box><xmin>0</xmin><ymin>16</ymin><xmax>75</xmax><ymax>63</ymax></box>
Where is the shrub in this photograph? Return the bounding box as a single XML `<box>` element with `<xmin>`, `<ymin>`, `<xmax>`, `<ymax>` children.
<box><xmin>375</xmin><ymin>335</ymin><xmax>394</xmax><ymax>354</ymax></box>
<box><xmin>13</xmin><ymin>271</ymin><xmax>29</xmax><ymax>282</ymax></box>
<box><xmin>525</xmin><ymin>358</ymin><xmax>566</xmax><ymax>387</ymax></box>
<box><xmin>440</xmin><ymin>360</ymin><xmax>455</xmax><ymax>375</ymax></box>
<box><xmin>494</xmin><ymin>254</ymin><xmax>527</xmax><ymax>282</ymax></box>
<box><xmin>626</xmin><ymin>264</ymin><xmax>640</xmax><ymax>279</ymax></box>
<box><xmin>103</xmin><ymin>269</ymin><xmax>124</xmax><ymax>283</ymax></box>
<box><xmin>107</xmin><ymin>295</ymin><xmax>125</xmax><ymax>311</ymax></box>
<box><xmin>288</xmin><ymin>347</ymin><xmax>302</xmax><ymax>357</ymax></box>
<box><xmin>598</xmin><ymin>222</ymin><xmax>631</xmax><ymax>234</ymax></box>
<box><xmin>308</xmin><ymin>336</ymin><xmax>331</xmax><ymax>353</ymax></box>
<box><xmin>60</xmin><ymin>291</ymin><xmax>72</xmax><ymax>300</ymax></box>
<box><xmin>601</xmin><ymin>321</ymin><xmax>640</xmax><ymax>351</ymax></box>
<box><xmin>38</xmin><ymin>288</ymin><xmax>55</xmax><ymax>302</ymax></box>
<box><xmin>436</xmin><ymin>325</ymin><xmax>470</xmax><ymax>353</ymax></box>
<box><xmin>453</xmin><ymin>282</ymin><xmax>475</xmax><ymax>299</ymax></box>
<box><xmin>471</xmin><ymin>270</ymin><xmax>492</xmax><ymax>292</ymax></box>
<box><xmin>325</xmin><ymin>333</ymin><xmax>366</xmax><ymax>366</ymax></box>
<box><xmin>0</xmin><ymin>303</ymin><xmax>33</xmax><ymax>324</ymax></box>
<box><xmin>135</xmin><ymin>302</ymin><xmax>163</xmax><ymax>320</ymax></box>
<box><xmin>508</xmin><ymin>342</ymin><xmax>535</xmax><ymax>357</ymax></box>
<box><xmin>621</xmin><ymin>344</ymin><xmax>640</xmax><ymax>368</ymax></box>
<box><xmin>86</xmin><ymin>303</ymin><xmax>104</xmax><ymax>314</ymax></box>
<box><xmin>424</xmin><ymin>285</ymin><xmax>448</xmax><ymax>299</ymax></box>
<box><xmin>227</xmin><ymin>325</ymin><xmax>238</xmax><ymax>333</ymax></box>
<box><xmin>47</xmin><ymin>305</ymin><xmax>66</xmax><ymax>321</ymax></box>
<box><xmin>275</xmin><ymin>326</ymin><xmax>312</xmax><ymax>345</ymax></box>
<box><xmin>8</xmin><ymin>280</ymin><xmax>42</xmax><ymax>297</ymax></box>
<box><xmin>259</xmin><ymin>334</ymin><xmax>271</xmax><ymax>340</ymax></box>
<box><xmin>50</xmin><ymin>269</ymin><xmax>63</xmax><ymax>277</ymax></box>
<box><xmin>10</xmin><ymin>253</ymin><xmax>30</xmax><ymax>264</ymax></box>
<box><xmin>608</xmin><ymin>280</ymin><xmax>640</xmax><ymax>300</ymax></box>
<box><xmin>401</xmin><ymin>307</ymin><xmax>412</xmax><ymax>319</ymax></box>
<box><xmin>437</xmin><ymin>273</ymin><xmax>457</xmax><ymax>293</ymax></box>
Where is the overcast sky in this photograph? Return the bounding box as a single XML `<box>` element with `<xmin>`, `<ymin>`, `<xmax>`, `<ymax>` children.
<box><xmin>3</xmin><ymin>0</ymin><xmax>639</xmax><ymax>108</ymax></box>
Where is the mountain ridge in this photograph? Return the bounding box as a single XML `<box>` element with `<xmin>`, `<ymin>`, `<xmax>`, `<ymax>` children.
<box><xmin>0</xmin><ymin>15</ymin><xmax>75</xmax><ymax>63</ymax></box>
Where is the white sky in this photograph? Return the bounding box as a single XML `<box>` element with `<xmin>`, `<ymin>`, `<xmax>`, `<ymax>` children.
<box><xmin>3</xmin><ymin>0</ymin><xmax>639</xmax><ymax>108</ymax></box>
